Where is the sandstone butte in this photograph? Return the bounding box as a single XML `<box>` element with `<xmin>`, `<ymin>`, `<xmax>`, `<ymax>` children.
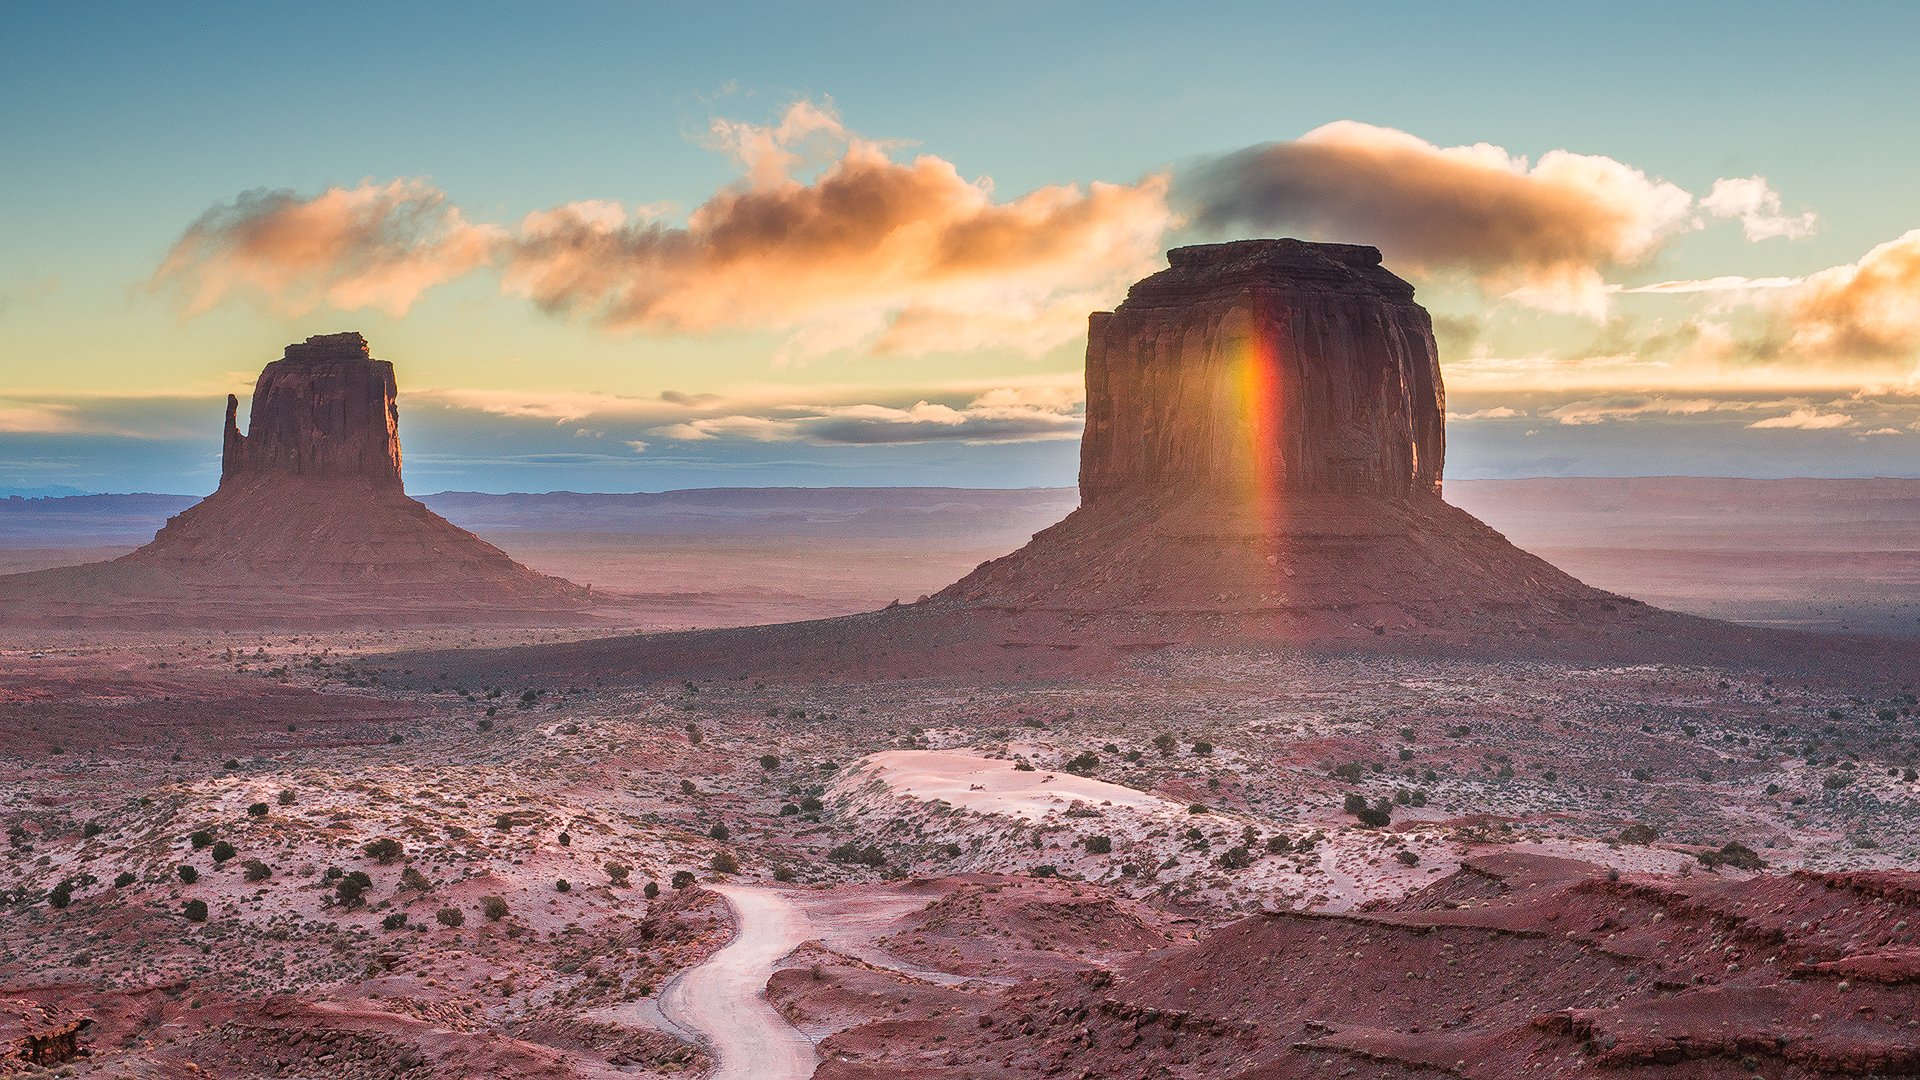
<box><xmin>0</xmin><ymin>332</ymin><xmax>592</xmax><ymax>628</ymax></box>
<box><xmin>418</xmin><ymin>239</ymin><xmax>1828</xmax><ymax>692</ymax></box>
<box><xmin>930</xmin><ymin>238</ymin><xmax>1646</xmax><ymax>639</ymax></box>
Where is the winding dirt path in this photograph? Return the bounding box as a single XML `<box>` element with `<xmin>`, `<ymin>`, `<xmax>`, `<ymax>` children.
<box><xmin>659</xmin><ymin>885</ymin><xmax>818</xmax><ymax>1080</ymax></box>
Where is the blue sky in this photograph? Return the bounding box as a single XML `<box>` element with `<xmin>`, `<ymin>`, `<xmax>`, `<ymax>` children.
<box><xmin>4</xmin><ymin>2</ymin><xmax>1919</xmax><ymax>493</ymax></box>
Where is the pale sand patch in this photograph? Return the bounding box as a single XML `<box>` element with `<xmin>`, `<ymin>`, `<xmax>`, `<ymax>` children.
<box><xmin>849</xmin><ymin>749</ymin><xmax>1181</xmax><ymax>821</ymax></box>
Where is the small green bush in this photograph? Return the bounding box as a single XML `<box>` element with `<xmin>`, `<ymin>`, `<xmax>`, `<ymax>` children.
<box><xmin>363</xmin><ymin>837</ymin><xmax>404</xmax><ymax>863</ymax></box>
<box><xmin>480</xmin><ymin>895</ymin><xmax>509</xmax><ymax>920</ymax></box>
<box><xmin>242</xmin><ymin>859</ymin><xmax>272</xmax><ymax>882</ymax></box>
<box><xmin>436</xmin><ymin>906</ymin><xmax>465</xmax><ymax>928</ymax></box>
<box><xmin>183</xmin><ymin>899</ymin><xmax>208</xmax><ymax>922</ymax></box>
<box><xmin>210</xmin><ymin>840</ymin><xmax>237</xmax><ymax>864</ymax></box>
<box><xmin>177</xmin><ymin>864</ymin><xmax>198</xmax><ymax>884</ymax></box>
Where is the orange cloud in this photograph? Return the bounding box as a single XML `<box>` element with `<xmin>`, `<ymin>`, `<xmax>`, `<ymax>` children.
<box><xmin>1774</xmin><ymin>228</ymin><xmax>1920</xmax><ymax>363</ymax></box>
<box><xmin>502</xmin><ymin>103</ymin><xmax>1173</xmax><ymax>356</ymax></box>
<box><xmin>1185</xmin><ymin>121</ymin><xmax>1698</xmax><ymax>318</ymax></box>
<box><xmin>151</xmin><ymin>179</ymin><xmax>502</xmax><ymax>316</ymax></box>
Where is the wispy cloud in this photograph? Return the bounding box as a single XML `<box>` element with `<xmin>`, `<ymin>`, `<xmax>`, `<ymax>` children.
<box><xmin>150</xmin><ymin>179</ymin><xmax>503</xmax><ymax>316</ymax></box>
<box><xmin>1747</xmin><ymin>407</ymin><xmax>1855</xmax><ymax>430</ymax></box>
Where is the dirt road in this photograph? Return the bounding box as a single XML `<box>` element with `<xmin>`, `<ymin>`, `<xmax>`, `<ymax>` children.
<box><xmin>659</xmin><ymin>885</ymin><xmax>818</xmax><ymax>1080</ymax></box>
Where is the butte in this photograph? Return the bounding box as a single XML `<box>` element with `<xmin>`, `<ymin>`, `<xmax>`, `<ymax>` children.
<box><xmin>0</xmin><ymin>332</ymin><xmax>592</xmax><ymax>628</ymax></box>
<box><xmin>414</xmin><ymin>239</ymin><xmax>1848</xmax><ymax>686</ymax></box>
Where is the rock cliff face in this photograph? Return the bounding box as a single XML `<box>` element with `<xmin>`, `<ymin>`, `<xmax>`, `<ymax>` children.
<box><xmin>0</xmin><ymin>333</ymin><xmax>592</xmax><ymax>628</ymax></box>
<box><xmin>1081</xmin><ymin>240</ymin><xmax>1443</xmax><ymax>503</ymax></box>
<box><xmin>935</xmin><ymin>239</ymin><xmax>1637</xmax><ymax>640</ymax></box>
<box><xmin>221</xmin><ymin>332</ymin><xmax>403</xmax><ymax>487</ymax></box>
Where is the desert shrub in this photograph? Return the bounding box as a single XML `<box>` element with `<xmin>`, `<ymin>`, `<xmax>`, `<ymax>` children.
<box><xmin>712</xmin><ymin>851</ymin><xmax>740</xmax><ymax>875</ymax></box>
<box><xmin>828</xmin><ymin>842</ymin><xmax>886</xmax><ymax>866</ymax></box>
<box><xmin>82</xmin><ymin>822</ymin><xmax>103</xmax><ymax>839</ymax></box>
<box><xmin>1343</xmin><ymin>793</ymin><xmax>1369</xmax><ymax>815</ymax></box>
<box><xmin>277</xmin><ymin>789</ymin><xmax>296</xmax><ymax>806</ymax></box>
<box><xmin>1631</xmin><ymin>768</ymin><xmax>1650</xmax><ymax>782</ymax></box>
<box><xmin>334</xmin><ymin>870</ymin><xmax>373</xmax><ymax>907</ymax></box>
<box><xmin>436</xmin><ymin>906</ymin><xmax>465</xmax><ymax>928</ymax></box>
<box><xmin>760</xmin><ymin>754</ymin><xmax>781</xmax><ymax>771</ymax></box>
<box><xmin>684</xmin><ymin>723</ymin><xmax>702</xmax><ymax>745</ymax></box>
<box><xmin>1714</xmin><ymin>842</ymin><xmax>1766</xmax><ymax>871</ymax></box>
<box><xmin>114</xmin><ymin>871</ymin><xmax>135</xmax><ymax>888</ymax></box>
<box><xmin>554</xmin><ymin>878</ymin><xmax>572</xmax><ymax>893</ymax></box>
<box><xmin>709</xmin><ymin>823</ymin><xmax>730</xmax><ymax>842</ymax></box>
<box><xmin>1191</xmin><ymin>740</ymin><xmax>1214</xmax><ymax>756</ymax></box>
<box><xmin>1332</xmin><ymin>762</ymin><xmax>1364</xmax><ymax>782</ymax></box>
<box><xmin>400</xmin><ymin>867</ymin><xmax>431</xmax><ymax>891</ymax></box>
<box><xmin>247</xmin><ymin>803</ymin><xmax>269</xmax><ymax>818</ymax></box>
<box><xmin>680</xmin><ymin>779</ymin><xmax>698</xmax><ymax>795</ymax></box>
<box><xmin>210</xmin><ymin>841</ymin><xmax>237</xmax><ymax>864</ymax></box>
<box><xmin>480</xmin><ymin>895</ymin><xmax>509</xmax><ymax>921</ymax></box>
<box><xmin>189</xmin><ymin>829</ymin><xmax>214</xmax><ymax>850</ymax></box>
<box><xmin>177</xmin><ymin>864</ymin><xmax>199</xmax><ymax>884</ymax></box>
<box><xmin>363</xmin><ymin>837</ymin><xmax>404</xmax><ymax>863</ymax></box>
<box><xmin>644</xmin><ymin>881</ymin><xmax>661</xmax><ymax>898</ymax></box>
<box><xmin>779</xmin><ymin>803</ymin><xmax>799</xmax><ymax>816</ymax></box>
<box><xmin>1153</xmin><ymin>733</ymin><xmax>1177</xmax><ymax>756</ymax></box>
<box><xmin>183</xmin><ymin>899</ymin><xmax>208</xmax><ymax>922</ymax></box>
<box><xmin>1065</xmin><ymin>752</ymin><xmax>1100</xmax><ymax>775</ymax></box>
<box><xmin>493</xmin><ymin>814</ymin><xmax>515</xmax><ymax>830</ymax></box>
<box><xmin>242</xmin><ymin>859</ymin><xmax>272</xmax><ymax>882</ymax></box>
<box><xmin>1265</xmin><ymin>834</ymin><xmax>1292</xmax><ymax>854</ymax></box>
<box><xmin>1496</xmin><ymin>764</ymin><xmax>1516</xmax><ymax>779</ymax></box>
<box><xmin>1030</xmin><ymin>865</ymin><xmax>1057</xmax><ymax>878</ymax></box>
<box><xmin>1218</xmin><ymin>846</ymin><xmax>1253</xmax><ymax>870</ymax></box>
<box><xmin>772</xmin><ymin>865</ymin><xmax>796</xmax><ymax>883</ymax></box>
<box><xmin>798</xmin><ymin>796</ymin><xmax>824</xmax><ymax>813</ymax></box>
<box><xmin>1409</xmin><ymin>789</ymin><xmax>1428</xmax><ymax>807</ymax></box>
<box><xmin>47</xmin><ymin>880</ymin><xmax>73</xmax><ymax>908</ymax></box>
<box><xmin>671</xmin><ymin>870</ymin><xmax>696</xmax><ymax>890</ymax></box>
<box><xmin>605</xmin><ymin>861</ymin><xmax>631</xmax><ymax>885</ymax></box>
<box><xmin>476</xmin><ymin>717</ymin><xmax>494</xmax><ymax>732</ymax></box>
<box><xmin>1618</xmin><ymin>823</ymin><xmax>1659</xmax><ymax>845</ymax></box>
<box><xmin>1394</xmin><ymin>849</ymin><xmax>1420</xmax><ymax>867</ymax></box>
<box><xmin>1399</xmin><ymin>748</ymin><xmax>1415</xmax><ymax>762</ymax></box>
<box><xmin>1083</xmin><ymin>834</ymin><xmax>1112</xmax><ymax>855</ymax></box>
<box><xmin>381</xmin><ymin>912</ymin><xmax>407</xmax><ymax>931</ymax></box>
<box><xmin>1356</xmin><ymin>808</ymin><xmax>1392</xmax><ymax>828</ymax></box>
<box><xmin>1822</xmin><ymin>772</ymin><xmax>1853</xmax><ymax>790</ymax></box>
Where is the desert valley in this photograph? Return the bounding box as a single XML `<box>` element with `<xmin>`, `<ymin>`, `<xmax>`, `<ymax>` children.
<box><xmin>9</xmin><ymin>10</ymin><xmax>1920</xmax><ymax>1073</ymax></box>
<box><xmin>3</xmin><ymin>240</ymin><xmax>1919</xmax><ymax>1080</ymax></box>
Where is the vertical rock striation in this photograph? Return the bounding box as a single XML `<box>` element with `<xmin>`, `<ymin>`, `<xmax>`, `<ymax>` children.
<box><xmin>1080</xmin><ymin>240</ymin><xmax>1443</xmax><ymax>503</ymax></box>
<box><xmin>220</xmin><ymin>332</ymin><xmax>402</xmax><ymax>487</ymax></box>
<box><xmin>935</xmin><ymin>238</ymin><xmax>1637</xmax><ymax>640</ymax></box>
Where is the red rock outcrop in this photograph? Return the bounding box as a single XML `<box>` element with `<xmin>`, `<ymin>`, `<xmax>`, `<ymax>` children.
<box><xmin>1081</xmin><ymin>239</ymin><xmax>1444</xmax><ymax>502</ymax></box>
<box><xmin>0</xmin><ymin>333</ymin><xmax>592</xmax><ymax>627</ymax></box>
<box><xmin>933</xmin><ymin>238</ymin><xmax>1636</xmax><ymax>640</ymax></box>
<box><xmin>221</xmin><ymin>332</ymin><xmax>402</xmax><ymax>486</ymax></box>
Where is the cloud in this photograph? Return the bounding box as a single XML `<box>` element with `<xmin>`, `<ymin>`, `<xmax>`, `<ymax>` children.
<box><xmin>1183</xmin><ymin>121</ymin><xmax>1696</xmax><ymax>319</ymax></box>
<box><xmin>1747</xmin><ymin>407</ymin><xmax>1855</xmax><ymax>430</ymax></box>
<box><xmin>501</xmin><ymin>101</ymin><xmax>1173</xmax><ymax>356</ymax></box>
<box><xmin>152</xmin><ymin>179</ymin><xmax>503</xmax><ymax>316</ymax></box>
<box><xmin>0</xmin><ymin>401</ymin><xmax>86</xmax><ymax>435</ymax></box>
<box><xmin>1446</xmin><ymin>406</ymin><xmax>1524</xmax><ymax>421</ymax></box>
<box><xmin>1771</xmin><ymin>228</ymin><xmax>1920</xmax><ymax>363</ymax></box>
<box><xmin>1700</xmin><ymin>177</ymin><xmax>1817</xmax><ymax>241</ymax></box>
<box><xmin>1543</xmin><ymin>397</ymin><xmax>1729</xmax><ymax>426</ymax></box>
<box><xmin>650</xmin><ymin>389</ymin><xmax>1083</xmax><ymax>446</ymax></box>
<box><xmin>1618</xmin><ymin>275</ymin><xmax>1802</xmax><ymax>295</ymax></box>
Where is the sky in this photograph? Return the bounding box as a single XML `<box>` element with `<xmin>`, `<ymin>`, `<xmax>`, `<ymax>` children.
<box><xmin>2</xmin><ymin>2</ymin><xmax>1918</xmax><ymax>495</ymax></box>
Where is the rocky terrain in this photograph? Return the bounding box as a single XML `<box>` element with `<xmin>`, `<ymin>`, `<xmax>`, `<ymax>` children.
<box><xmin>2</xmin><ymin>244</ymin><xmax>1916</xmax><ymax>1077</ymax></box>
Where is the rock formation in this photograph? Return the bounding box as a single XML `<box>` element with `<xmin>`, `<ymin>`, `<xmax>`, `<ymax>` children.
<box><xmin>0</xmin><ymin>333</ymin><xmax>592</xmax><ymax>627</ymax></box>
<box><xmin>1080</xmin><ymin>239</ymin><xmax>1444</xmax><ymax>502</ymax></box>
<box><xmin>221</xmin><ymin>332</ymin><xmax>403</xmax><ymax>486</ymax></box>
<box><xmin>933</xmin><ymin>238</ymin><xmax>1638</xmax><ymax>640</ymax></box>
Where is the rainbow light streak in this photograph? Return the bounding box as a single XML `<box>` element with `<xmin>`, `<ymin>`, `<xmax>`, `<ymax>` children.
<box><xmin>1231</xmin><ymin>326</ymin><xmax>1285</xmax><ymax>532</ymax></box>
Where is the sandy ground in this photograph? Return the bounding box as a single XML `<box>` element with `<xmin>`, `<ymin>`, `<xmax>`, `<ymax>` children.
<box><xmin>850</xmin><ymin>749</ymin><xmax>1181</xmax><ymax>820</ymax></box>
<box><xmin>659</xmin><ymin>885</ymin><xmax>818</xmax><ymax>1080</ymax></box>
